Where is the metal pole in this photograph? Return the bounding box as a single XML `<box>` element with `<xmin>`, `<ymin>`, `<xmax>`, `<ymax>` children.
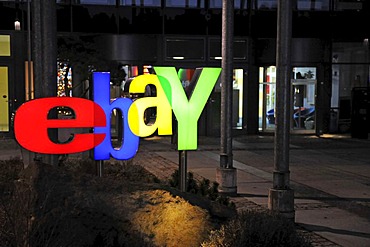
<box><xmin>32</xmin><ymin>0</ymin><xmax>58</xmax><ymax>165</ymax></box>
<box><xmin>220</xmin><ymin>0</ymin><xmax>234</xmax><ymax>169</ymax></box>
<box><xmin>96</xmin><ymin>160</ymin><xmax>104</xmax><ymax>177</ymax></box>
<box><xmin>21</xmin><ymin>0</ymin><xmax>34</xmax><ymax>168</ymax></box>
<box><xmin>217</xmin><ymin>0</ymin><xmax>237</xmax><ymax>195</ymax></box>
<box><xmin>32</xmin><ymin>0</ymin><xmax>57</xmax><ymax>98</ymax></box>
<box><xmin>268</xmin><ymin>0</ymin><xmax>295</xmax><ymax>220</ymax></box>
<box><xmin>27</xmin><ymin>0</ymin><xmax>32</xmax><ymax>100</ymax></box>
<box><xmin>179</xmin><ymin>150</ymin><xmax>187</xmax><ymax>192</ymax></box>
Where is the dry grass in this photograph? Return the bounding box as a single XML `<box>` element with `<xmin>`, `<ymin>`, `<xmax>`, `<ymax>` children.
<box><xmin>201</xmin><ymin>210</ymin><xmax>312</xmax><ymax>247</ymax></box>
<box><xmin>131</xmin><ymin>189</ymin><xmax>211</xmax><ymax>247</ymax></box>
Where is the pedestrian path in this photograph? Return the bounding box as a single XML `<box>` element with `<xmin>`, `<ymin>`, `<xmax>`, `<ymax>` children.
<box><xmin>137</xmin><ymin>135</ymin><xmax>370</xmax><ymax>247</ymax></box>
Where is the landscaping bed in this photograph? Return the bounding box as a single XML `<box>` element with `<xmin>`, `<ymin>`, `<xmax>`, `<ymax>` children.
<box><xmin>0</xmin><ymin>157</ymin><xmax>311</xmax><ymax>247</ymax></box>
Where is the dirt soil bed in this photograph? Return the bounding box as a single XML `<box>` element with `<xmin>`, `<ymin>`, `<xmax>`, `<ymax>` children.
<box><xmin>0</xmin><ymin>157</ymin><xmax>235</xmax><ymax>247</ymax></box>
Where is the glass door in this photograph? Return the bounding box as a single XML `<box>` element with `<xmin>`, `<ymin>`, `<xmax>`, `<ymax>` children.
<box><xmin>0</xmin><ymin>35</ymin><xmax>11</xmax><ymax>133</ymax></box>
<box><xmin>259</xmin><ymin>66</ymin><xmax>316</xmax><ymax>133</ymax></box>
<box><xmin>0</xmin><ymin>66</ymin><xmax>9</xmax><ymax>132</ymax></box>
<box><xmin>208</xmin><ymin>68</ymin><xmax>244</xmax><ymax>136</ymax></box>
<box><xmin>259</xmin><ymin>66</ymin><xmax>276</xmax><ymax>131</ymax></box>
<box><xmin>291</xmin><ymin>67</ymin><xmax>316</xmax><ymax>133</ymax></box>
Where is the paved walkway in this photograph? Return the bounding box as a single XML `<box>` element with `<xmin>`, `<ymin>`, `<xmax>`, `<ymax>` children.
<box><xmin>136</xmin><ymin>134</ymin><xmax>370</xmax><ymax>247</ymax></box>
<box><xmin>1</xmin><ymin>134</ymin><xmax>370</xmax><ymax>246</ymax></box>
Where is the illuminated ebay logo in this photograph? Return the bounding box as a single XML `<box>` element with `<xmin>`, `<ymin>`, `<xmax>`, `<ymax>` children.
<box><xmin>14</xmin><ymin>67</ymin><xmax>221</xmax><ymax>160</ymax></box>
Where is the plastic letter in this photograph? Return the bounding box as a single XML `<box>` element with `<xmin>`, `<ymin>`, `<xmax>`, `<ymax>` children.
<box><xmin>128</xmin><ymin>74</ymin><xmax>172</xmax><ymax>137</ymax></box>
<box><xmin>154</xmin><ymin>67</ymin><xmax>221</xmax><ymax>150</ymax></box>
<box><xmin>93</xmin><ymin>72</ymin><xmax>139</xmax><ymax>160</ymax></box>
<box><xmin>14</xmin><ymin>97</ymin><xmax>106</xmax><ymax>154</ymax></box>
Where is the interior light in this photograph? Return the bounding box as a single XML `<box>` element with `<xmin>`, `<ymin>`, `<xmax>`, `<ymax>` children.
<box><xmin>172</xmin><ymin>56</ymin><xmax>185</xmax><ymax>60</ymax></box>
<box><xmin>14</xmin><ymin>20</ymin><xmax>21</xmax><ymax>31</ymax></box>
<box><xmin>363</xmin><ymin>38</ymin><xmax>369</xmax><ymax>47</ymax></box>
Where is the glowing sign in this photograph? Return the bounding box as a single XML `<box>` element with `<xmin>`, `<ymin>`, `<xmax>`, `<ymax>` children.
<box><xmin>155</xmin><ymin>67</ymin><xmax>221</xmax><ymax>150</ymax></box>
<box><xmin>14</xmin><ymin>97</ymin><xmax>106</xmax><ymax>154</ymax></box>
<box><xmin>93</xmin><ymin>72</ymin><xmax>140</xmax><ymax>160</ymax></box>
<box><xmin>14</xmin><ymin>67</ymin><xmax>221</xmax><ymax>160</ymax></box>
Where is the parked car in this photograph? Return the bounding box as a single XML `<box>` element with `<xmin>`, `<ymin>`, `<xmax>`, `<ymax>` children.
<box><xmin>293</xmin><ymin>107</ymin><xmax>315</xmax><ymax>128</ymax></box>
<box><xmin>266</xmin><ymin>109</ymin><xmax>275</xmax><ymax>124</ymax></box>
<box><xmin>266</xmin><ymin>107</ymin><xmax>315</xmax><ymax>128</ymax></box>
<box><xmin>304</xmin><ymin>116</ymin><xmax>315</xmax><ymax>129</ymax></box>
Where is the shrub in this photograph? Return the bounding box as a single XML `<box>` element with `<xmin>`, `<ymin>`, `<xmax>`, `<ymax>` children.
<box><xmin>169</xmin><ymin>170</ymin><xmax>235</xmax><ymax>208</ymax></box>
<box><xmin>202</xmin><ymin>210</ymin><xmax>312</xmax><ymax>247</ymax></box>
<box><xmin>0</xmin><ymin>159</ymin><xmax>154</xmax><ymax>247</ymax></box>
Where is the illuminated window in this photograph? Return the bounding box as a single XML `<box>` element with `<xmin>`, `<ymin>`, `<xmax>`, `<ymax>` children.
<box><xmin>166</xmin><ymin>38</ymin><xmax>205</xmax><ymax>61</ymax></box>
<box><xmin>209</xmin><ymin>38</ymin><xmax>248</xmax><ymax>60</ymax></box>
<box><xmin>121</xmin><ymin>0</ymin><xmax>161</xmax><ymax>6</ymax></box>
<box><xmin>257</xmin><ymin>0</ymin><xmax>277</xmax><ymax>9</ymax></box>
<box><xmin>0</xmin><ymin>35</ymin><xmax>11</xmax><ymax>57</ymax></box>
<box><xmin>57</xmin><ymin>62</ymin><xmax>73</xmax><ymax>97</ymax></box>
<box><xmin>79</xmin><ymin>0</ymin><xmax>116</xmax><ymax>5</ymax></box>
<box><xmin>209</xmin><ymin>0</ymin><xmax>248</xmax><ymax>9</ymax></box>
<box><xmin>165</xmin><ymin>0</ymin><xmax>204</xmax><ymax>8</ymax></box>
<box><xmin>297</xmin><ymin>0</ymin><xmax>330</xmax><ymax>11</ymax></box>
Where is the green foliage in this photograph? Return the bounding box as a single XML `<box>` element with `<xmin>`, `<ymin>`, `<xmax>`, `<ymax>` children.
<box><xmin>186</xmin><ymin>172</ymin><xmax>199</xmax><ymax>194</ymax></box>
<box><xmin>168</xmin><ymin>170</ymin><xmax>235</xmax><ymax>208</ymax></box>
<box><xmin>0</xmin><ymin>158</ymin><xmax>22</xmax><ymax>183</ymax></box>
<box><xmin>202</xmin><ymin>210</ymin><xmax>312</xmax><ymax>247</ymax></box>
<box><xmin>169</xmin><ymin>169</ymin><xmax>179</xmax><ymax>188</ymax></box>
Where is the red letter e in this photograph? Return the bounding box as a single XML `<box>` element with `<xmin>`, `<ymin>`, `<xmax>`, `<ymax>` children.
<box><xmin>14</xmin><ymin>97</ymin><xmax>106</xmax><ymax>154</ymax></box>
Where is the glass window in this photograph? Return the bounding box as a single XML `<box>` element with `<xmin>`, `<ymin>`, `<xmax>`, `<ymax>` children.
<box><xmin>166</xmin><ymin>38</ymin><xmax>205</xmax><ymax>60</ymax></box>
<box><xmin>332</xmin><ymin>41</ymin><xmax>370</xmax><ymax>64</ymax></box>
<box><xmin>336</xmin><ymin>0</ymin><xmax>363</xmax><ymax>11</ymax></box>
<box><xmin>208</xmin><ymin>0</ymin><xmax>221</xmax><ymax>9</ymax></box>
<box><xmin>0</xmin><ymin>35</ymin><xmax>11</xmax><ymax>56</ymax></box>
<box><xmin>209</xmin><ymin>39</ymin><xmax>248</xmax><ymax>60</ymax></box>
<box><xmin>233</xmin><ymin>69</ymin><xmax>244</xmax><ymax>128</ymax></box>
<box><xmin>121</xmin><ymin>0</ymin><xmax>161</xmax><ymax>7</ymax></box>
<box><xmin>57</xmin><ymin>62</ymin><xmax>73</xmax><ymax>97</ymax></box>
<box><xmin>0</xmin><ymin>67</ymin><xmax>9</xmax><ymax>132</ymax></box>
<box><xmin>79</xmin><ymin>0</ymin><xmax>116</xmax><ymax>5</ymax></box>
<box><xmin>259</xmin><ymin>66</ymin><xmax>317</xmax><ymax>132</ymax></box>
<box><xmin>257</xmin><ymin>0</ymin><xmax>277</xmax><ymax>10</ymax></box>
<box><xmin>209</xmin><ymin>0</ymin><xmax>248</xmax><ymax>9</ymax></box>
<box><xmin>165</xmin><ymin>0</ymin><xmax>204</xmax><ymax>8</ymax></box>
<box><xmin>258</xmin><ymin>66</ymin><xmax>276</xmax><ymax>131</ymax></box>
<box><xmin>292</xmin><ymin>67</ymin><xmax>316</xmax><ymax>131</ymax></box>
<box><xmin>331</xmin><ymin>64</ymin><xmax>369</xmax><ymax>104</ymax></box>
<box><xmin>297</xmin><ymin>0</ymin><xmax>330</xmax><ymax>11</ymax></box>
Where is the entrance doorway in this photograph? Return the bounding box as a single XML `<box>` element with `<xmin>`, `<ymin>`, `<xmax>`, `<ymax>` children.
<box><xmin>258</xmin><ymin>66</ymin><xmax>317</xmax><ymax>133</ymax></box>
<box><xmin>208</xmin><ymin>68</ymin><xmax>244</xmax><ymax>136</ymax></box>
<box><xmin>258</xmin><ymin>66</ymin><xmax>276</xmax><ymax>131</ymax></box>
<box><xmin>0</xmin><ymin>66</ymin><xmax>9</xmax><ymax>132</ymax></box>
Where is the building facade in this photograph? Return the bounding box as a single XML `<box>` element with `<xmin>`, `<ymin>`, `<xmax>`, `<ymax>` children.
<box><xmin>0</xmin><ymin>0</ymin><xmax>369</xmax><ymax>138</ymax></box>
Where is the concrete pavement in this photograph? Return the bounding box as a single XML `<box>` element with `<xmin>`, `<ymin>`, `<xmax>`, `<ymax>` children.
<box><xmin>1</xmin><ymin>134</ymin><xmax>370</xmax><ymax>246</ymax></box>
<box><xmin>137</xmin><ymin>134</ymin><xmax>370</xmax><ymax>247</ymax></box>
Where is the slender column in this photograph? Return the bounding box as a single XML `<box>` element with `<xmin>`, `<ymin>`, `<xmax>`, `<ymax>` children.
<box><xmin>27</xmin><ymin>0</ymin><xmax>32</xmax><ymax>100</ymax></box>
<box><xmin>32</xmin><ymin>0</ymin><xmax>57</xmax><ymax>99</ymax></box>
<box><xmin>32</xmin><ymin>0</ymin><xmax>58</xmax><ymax>165</ymax></box>
<box><xmin>217</xmin><ymin>0</ymin><xmax>237</xmax><ymax>195</ymax></box>
<box><xmin>96</xmin><ymin>160</ymin><xmax>104</xmax><ymax>177</ymax></box>
<box><xmin>220</xmin><ymin>0</ymin><xmax>233</xmax><ymax>169</ymax></box>
<box><xmin>268</xmin><ymin>0</ymin><xmax>295</xmax><ymax>220</ymax></box>
<box><xmin>179</xmin><ymin>150</ymin><xmax>187</xmax><ymax>192</ymax></box>
<box><xmin>22</xmin><ymin>0</ymin><xmax>34</xmax><ymax>168</ymax></box>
